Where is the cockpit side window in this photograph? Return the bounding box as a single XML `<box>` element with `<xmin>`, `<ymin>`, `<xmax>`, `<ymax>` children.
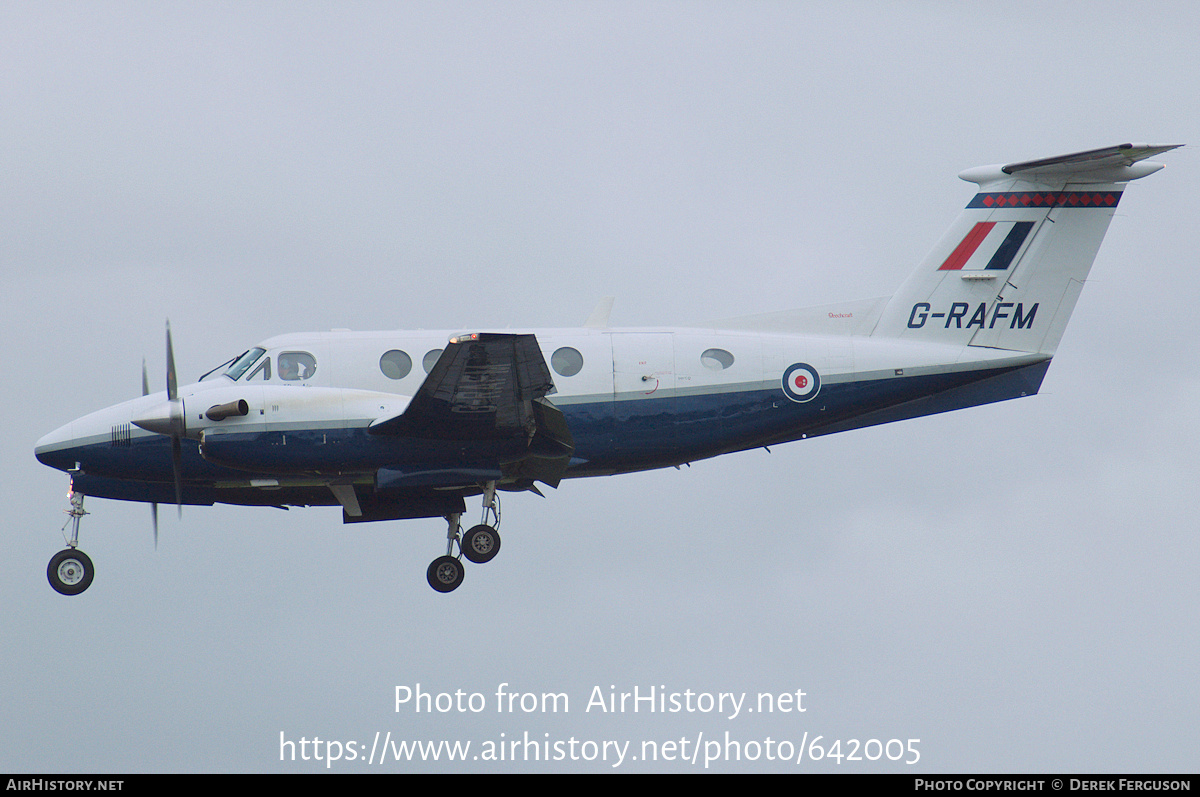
<box><xmin>278</xmin><ymin>351</ymin><xmax>316</xmax><ymax>381</ymax></box>
<box><xmin>246</xmin><ymin>356</ymin><xmax>271</xmax><ymax>381</ymax></box>
<box><xmin>225</xmin><ymin>348</ymin><xmax>266</xmax><ymax>381</ymax></box>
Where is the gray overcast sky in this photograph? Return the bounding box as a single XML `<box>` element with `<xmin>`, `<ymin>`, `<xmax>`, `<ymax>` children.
<box><xmin>3</xmin><ymin>1</ymin><xmax>1197</xmax><ymax>772</ymax></box>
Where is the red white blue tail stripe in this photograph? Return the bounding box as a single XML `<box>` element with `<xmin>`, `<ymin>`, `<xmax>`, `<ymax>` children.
<box><xmin>938</xmin><ymin>221</ymin><xmax>1035</xmax><ymax>271</ymax></box>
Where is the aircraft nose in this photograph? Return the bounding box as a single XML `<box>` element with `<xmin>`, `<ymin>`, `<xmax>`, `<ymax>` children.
<box><xmin>35</xmin><ymin>420</ymin><xmax>78</xmax><ymax>470</ymax></box>
<box><xmin>36</xmin><ymin>396</ymin><xmax>163</xmax><ymax>474</ymax></box>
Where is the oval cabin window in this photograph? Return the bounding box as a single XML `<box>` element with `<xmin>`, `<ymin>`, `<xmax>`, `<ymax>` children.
<box><xmin>422</xmin><ymin>349</ymin><xmax>443</xmax><ymax>374</ymax></box>
<box><xmin>551</xmin><ymin>347</ymin><xmax>584</xmax><ymax>377</ymax></box>
<box><xmin>700</xmin><ymin>348</ymin><xmax>735</xmax><ymax>371</ymax></box>
<box><xmin>380</xmin><ymin>350</ymin><xmax>412</xmax><ymax>380</ymax></box>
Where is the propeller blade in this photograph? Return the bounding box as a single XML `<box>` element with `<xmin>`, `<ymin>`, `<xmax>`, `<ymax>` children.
<box><xmin>171</xmin><ymin>435</ymin><xmax>183</xmax><ymax>518</ymax></box>
<box><xmin>166</xmin><ymin>320</ymin><xmax>178</xmax><ymax>402</ymax></box>
<box><xmin>136</xmin><ymin>322</ymin><xmax>185</xmax><ymax>543</ymax></box>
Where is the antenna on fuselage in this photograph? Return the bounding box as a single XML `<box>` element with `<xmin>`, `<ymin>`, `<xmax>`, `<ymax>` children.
<box><xmin>584</xmin><ymin>297</ymin><xmax>615</xmax><ymax>329</ymax></box>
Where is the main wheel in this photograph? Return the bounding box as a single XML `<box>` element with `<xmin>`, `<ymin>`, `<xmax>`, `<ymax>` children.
<box><xmin>427</xmin><ymin>555</ymin><xmax>464</xmax><ymax>593</ymax></box>
<box><xmin>48</xmin><ymin>549</ymin><xmax>94</xmax><ymax>596</ymax></box>
<box><xmin>461</xmin><ymin>524</ymin><xmax>501</xmax><ymax>564</ymax></box>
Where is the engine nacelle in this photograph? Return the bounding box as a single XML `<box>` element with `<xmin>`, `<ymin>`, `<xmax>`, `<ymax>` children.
<box><xmin>196</xmin><ymin>386</ymin><xmax>410</xmax><ymax>473</ymax></box>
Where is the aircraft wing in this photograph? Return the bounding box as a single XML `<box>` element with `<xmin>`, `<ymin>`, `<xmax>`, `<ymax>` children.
<box><xmin>367</xmin><ymin>333</ymin><xmax>573</xmax><ymax>486</ymax></box>
<box><xmin>369</xmin><ymin>333</ymin><xmax>554</xmax><ymax>439</ymax></box>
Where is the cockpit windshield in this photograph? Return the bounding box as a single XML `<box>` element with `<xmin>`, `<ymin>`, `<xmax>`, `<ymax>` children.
<box><xmin>197</xmin><ymin>357</ymin><xmax>235</xmax><ymax>382</ymax></box>
<box><xmin>223</xmin><ymin>348</ymin><xmax>267</xmax><ymax>382</ymax></box>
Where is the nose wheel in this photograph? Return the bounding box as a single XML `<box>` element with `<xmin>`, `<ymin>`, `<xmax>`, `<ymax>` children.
<box><xmin>48</xmin><ymin>548</ymin><xmax>94</xmax><ymax>595</ymax></box>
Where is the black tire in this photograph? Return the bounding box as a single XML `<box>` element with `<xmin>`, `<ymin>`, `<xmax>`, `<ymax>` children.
<box><xmin>427</xmin><ymin>555</ymin><xmax>464</xmax><ymax>593</ymax></box>
<box><xmin>461</xmin><ymin>524</ymin><xmax>501</xmax><ymax>564</ymax></box>
<box><xmin>47</xmin><ymin>549</ymin><xmax>94</xmax><ymax>596</ymax></box>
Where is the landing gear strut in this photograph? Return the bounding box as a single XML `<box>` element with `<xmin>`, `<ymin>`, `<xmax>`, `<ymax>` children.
<box><xmin>425</xmin><ymin>483</ymin><xmax>502</xmax><ymax>593</ymax></box>
<box><xmin>48</xmin><ymin>490</ymin><xmax>94</xmax><ymax>596</ymax></box>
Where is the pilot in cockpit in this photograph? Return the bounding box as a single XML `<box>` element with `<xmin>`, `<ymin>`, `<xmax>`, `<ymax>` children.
<box><xmin>278</xmin><ymin>352</ymin><xmax>315</xmax><ymax>381</ymax></box>
<box><xmin>279</xmin><ymin>355</ymin><xmax>299</xmax><ymax>381</ymax></box>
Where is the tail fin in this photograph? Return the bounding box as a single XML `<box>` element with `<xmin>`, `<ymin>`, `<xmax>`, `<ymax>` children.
<box><xmin>872</xmin><ymin>143</ymin><xmax>1179</xmax><ymax>354</ymax></box>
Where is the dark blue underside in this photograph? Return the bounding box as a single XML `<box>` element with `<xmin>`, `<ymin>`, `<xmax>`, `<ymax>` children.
<box><xmin>47</xmin><ymin>359</ymin><xmax>1050</xmax><ymax>512</ymax></box>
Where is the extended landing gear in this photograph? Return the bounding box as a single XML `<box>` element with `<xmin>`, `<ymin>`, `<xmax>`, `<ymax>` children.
<box><xmin>425</xmin><ymin>483</ymin><xmax>502</xmax><ymax>593</ymax></box>
<box><xmin>48</xmin><ymin>490</ymin><xmax>94</xmax><ymax>596</ymax></box>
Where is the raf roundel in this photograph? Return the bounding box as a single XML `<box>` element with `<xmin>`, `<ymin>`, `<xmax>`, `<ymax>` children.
<box><xmin>782</xmin><ymin>362</ymin><xmax>821</xmax><ymax>403</ymax></box>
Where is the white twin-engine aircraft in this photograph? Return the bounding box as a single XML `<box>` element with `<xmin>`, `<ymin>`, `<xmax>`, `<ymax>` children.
<box><xmin>35</xmin><ymin>143</ymin><xmax>1179</xmax><ymax>595</ymax></box>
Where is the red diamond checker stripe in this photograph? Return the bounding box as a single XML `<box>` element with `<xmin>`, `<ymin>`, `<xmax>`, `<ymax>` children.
<box><xmin>968</xmin><ymin>191</ymin><xmax>1121</xmax><ymax>209</ymax></box>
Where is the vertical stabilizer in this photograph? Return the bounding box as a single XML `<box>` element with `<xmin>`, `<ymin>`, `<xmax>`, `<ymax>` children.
<box><xmin>872</xmin><ymin>144</ymin><xmax>1178</xmax><ymax>355</ymax></box>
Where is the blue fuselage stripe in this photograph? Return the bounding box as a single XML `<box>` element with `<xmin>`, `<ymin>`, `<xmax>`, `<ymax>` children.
<box><xmin>38</xmin><ymin>360</ymin><xmax>1050</xmax><ymax>505</ymax></box>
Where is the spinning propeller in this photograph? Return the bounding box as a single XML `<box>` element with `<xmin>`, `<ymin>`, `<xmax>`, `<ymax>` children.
<box><xmin>132</xmin><ymin>320</ymin><xmax>186</xmax><ymax>547</ymax></box>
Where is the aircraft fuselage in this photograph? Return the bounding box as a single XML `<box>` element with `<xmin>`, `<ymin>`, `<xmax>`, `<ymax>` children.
<box><xmin>36</xmin><ymin>325</ymin><xmax>1049</xmax><ymax>513</ymax></box>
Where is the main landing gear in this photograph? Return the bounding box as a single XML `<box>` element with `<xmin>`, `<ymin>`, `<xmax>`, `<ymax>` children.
<box><xmin>47</xmin><ymin>490</ymin><xmax>95</xmax><ymax>596</ymax></box>
<box><xmin>426</xmin><ymin>482</ymin><xmax>502</xmax><ymax>593</ymax></box>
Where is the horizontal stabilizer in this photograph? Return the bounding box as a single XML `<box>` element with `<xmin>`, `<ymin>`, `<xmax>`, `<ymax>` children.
<box><xmin>960</xmin><ymin>143</ymin><xmax>1181</xmax><ymax>187</ymax></box>
<box><xmin>1002</xmin><ymin>143</ymin><xmax>1181</xmax><ymax>176</ymax></box>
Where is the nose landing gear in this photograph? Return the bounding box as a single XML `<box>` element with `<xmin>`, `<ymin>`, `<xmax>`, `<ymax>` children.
<box><xmin>48</xmin><ymin>490</ymin><xmax>94</xmax><ymax>596</ymax></box>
